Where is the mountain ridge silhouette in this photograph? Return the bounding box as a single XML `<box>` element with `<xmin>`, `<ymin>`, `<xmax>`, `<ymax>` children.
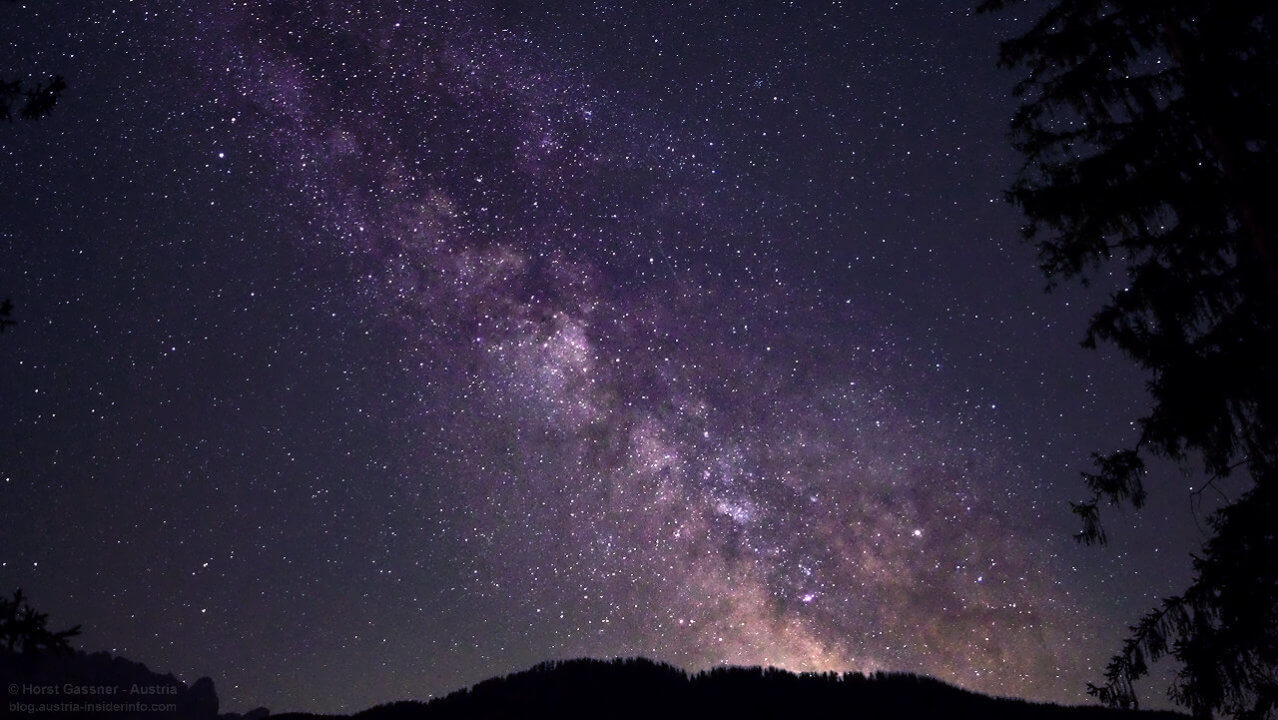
<box><xmin>4</xmin><ymin>647</ymin><xmax>1193</xmax><ymax>720</ymax></box>
<box><xmin>262</xmin><ymin>656</ymin><xmax>1192</xmax><ymax>720</ymax></box>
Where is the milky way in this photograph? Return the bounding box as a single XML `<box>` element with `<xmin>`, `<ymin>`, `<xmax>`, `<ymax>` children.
<box><xmin>199</xmin><ymin>0</ymin><xmax>1077</xmax><ymax>692</ymax></box>
<box><xmin>1</xmin><ymin>0</ymin><xmax>1199</xmax><ymax>713</ymax></box>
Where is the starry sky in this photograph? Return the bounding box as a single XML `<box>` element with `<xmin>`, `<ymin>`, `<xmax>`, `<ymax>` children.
<box><xmin>1</xmin><ymin>1</ymin><xmax>1212</xmax><ymax>714</ymax></box>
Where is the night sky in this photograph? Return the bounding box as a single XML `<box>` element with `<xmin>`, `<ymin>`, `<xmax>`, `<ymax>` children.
<box><xmin>1</xmin><ymin>1</ymin><xmax>1210</xmax><ymax>714</ymax></box>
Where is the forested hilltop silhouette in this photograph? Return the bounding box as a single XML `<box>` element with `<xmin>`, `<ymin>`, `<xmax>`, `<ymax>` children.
<box><xmin>0</xmin><ymin>592</ymin><xmax>1192</xmax><ymax>720</ymax></box>
<box><xmin>265</xmin><ymin>657</ymin><xmax>1191</xmax><ymax>720</ymax></box>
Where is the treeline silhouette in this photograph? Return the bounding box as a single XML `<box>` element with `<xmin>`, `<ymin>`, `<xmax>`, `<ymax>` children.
<box><xmin>267</xmin><ymin>657</ymin><xmax>1191</xmax><ymax>720</ymax></box>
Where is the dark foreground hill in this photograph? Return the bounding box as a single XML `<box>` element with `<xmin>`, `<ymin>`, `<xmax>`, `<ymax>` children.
<box><xmin>273</xmin><ymin>657</ymin><xmax>1191</xmax><ymax>720</ymax></box>
<box><xmin>2</xmin><ymin>650</ymin><xmax>1192</xmax><ymax>720</ymax></box>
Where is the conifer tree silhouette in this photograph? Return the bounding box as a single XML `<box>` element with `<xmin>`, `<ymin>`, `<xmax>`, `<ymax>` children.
<box><xmin>981</xmin><ymin>1</ymin><xmax>1278</xmax><ymax>717</ymax></box>
<box><xmin>3</xmin><ymin>0</ymin><xmax>68</xmax><ymax>333</ymax></box>
<box><xmin>1</xmin><ymin>0</ymin><xmax>65</xmax><ymax>122</ymax></box>
<box><xmin>0</xmin><ymin>589</ymin><xmax>82</xmax><ymax>655</ymax></box>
